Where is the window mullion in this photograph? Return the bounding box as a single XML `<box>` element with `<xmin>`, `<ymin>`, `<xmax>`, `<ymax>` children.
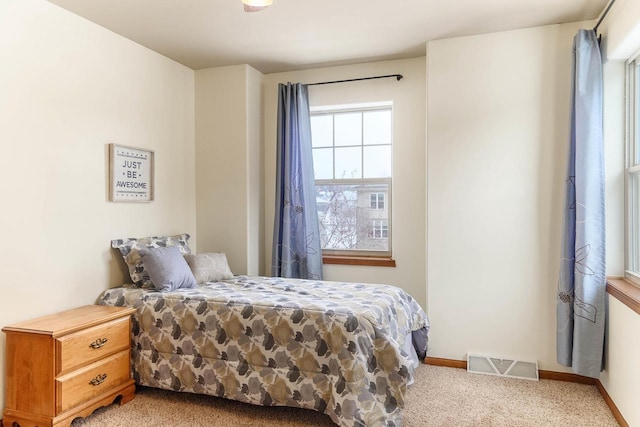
<box><xmin>332</xmin><ymin>114</ymin><xmax>336</xmax><ymax>180</ymax></box>
<box><xmin>361</xmin><ymin>111</ymin><xmax>365</xmax><ymax>179</ymax></box>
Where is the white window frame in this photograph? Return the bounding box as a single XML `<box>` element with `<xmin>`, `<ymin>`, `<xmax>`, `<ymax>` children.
<box><xmin>311</xmin><ymin>103</ymin><xmax>393</xmax><ymax>258</ymax></box>
<box><xmin>625</xmin><ymin>51</ymin><xmax>640</xmax><ymax>286</ymax></box>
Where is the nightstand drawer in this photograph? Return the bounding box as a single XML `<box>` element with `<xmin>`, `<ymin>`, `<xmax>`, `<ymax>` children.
<box><xmin>56</xmin><ymin>316</ymin><xmax>130</xmax><ymax>375</ymax></box>
<box><xmin>56</xmin><ymin>349</ymin><xmax>131</xmax><ymax>413</ymax></box>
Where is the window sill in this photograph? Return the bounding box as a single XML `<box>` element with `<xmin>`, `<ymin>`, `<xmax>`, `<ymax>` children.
<box><xmin>322</xmin><ymin>255</ymin><xmax>396</xmax><ymax>267</ymax></box>
<box><xmin>606</xmin><ymin>277</ymin><xmax>640</xmax><ymax>316</ymax></box>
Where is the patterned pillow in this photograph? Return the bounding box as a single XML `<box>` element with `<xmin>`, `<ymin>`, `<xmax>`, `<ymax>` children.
<box><xmin>184</xmin><ymin>252</ymin><xmax>234</xmax><ymax>284</ymax></box>
<box><xmin>111</xmin><ymin>233</ymin><xmax>192</xmax><ymax>287</ymax></box>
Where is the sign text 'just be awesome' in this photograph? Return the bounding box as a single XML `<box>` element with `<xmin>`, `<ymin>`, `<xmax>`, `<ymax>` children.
<box><xmin>110</xmin><ymin>144</ymin><xmax>154</xmax><ymax>202</ymax></box>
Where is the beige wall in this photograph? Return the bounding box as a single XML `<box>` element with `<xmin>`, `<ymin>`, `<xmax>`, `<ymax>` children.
<box><xmin>263</xmin><ymin>58</ymin><xmax>427</xmax><ymax>308</ymax></box>
<box><xmin>195</xmin><ymin>65</ymin><xmax>263</xmax><ymax>275</ymax></box>
<box><xmin>426</xmin><ymin>21</ymin><xmax>591</xmax><ymax>370</ymax></box>
<box><xmin>247</xmin><ymin>66</ymin><xmax>265</xmax><ymax>276</ymax></box>
<box><xmin>427</xmin><ymin>20</ymin><xmax>639</xmax><ymax>424</ymax></box>
<box><xmin>2</xmin><ymin>0</ymin><xmax>637</xmax><ymax>422</ymax></box>
<box><xmin>600</xmin><ymin>0</ymin><xmax>640</xmax><ymax>60</ymax></box>
<box><xmin>0</xmin><ymin>0</ymin><xmax>196</xmax><ymax>414</ymax></box>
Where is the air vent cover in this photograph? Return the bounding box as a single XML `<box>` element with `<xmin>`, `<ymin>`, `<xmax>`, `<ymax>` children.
<box><xmin>467</xmin><ymin>354</ymin><xmax>539</xmax><ymax>381</ymax></box>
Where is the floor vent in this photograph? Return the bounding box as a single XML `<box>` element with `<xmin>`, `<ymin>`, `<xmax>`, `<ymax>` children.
<box><xmin>467</xmin><ymin>354</ymin><xmax>539</xmax><ymax>381</ymax></box>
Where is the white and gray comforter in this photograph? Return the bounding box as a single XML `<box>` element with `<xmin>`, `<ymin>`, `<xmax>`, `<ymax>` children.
<box><xmin>97</xmin><ymin>275</ymin><xmax>429</xmax><ymax>426</ymax></box>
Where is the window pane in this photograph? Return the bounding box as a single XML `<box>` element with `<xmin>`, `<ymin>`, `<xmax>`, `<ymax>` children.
<box><xmin>311</xmin><ymin>115</ymin><xmax>333</xmax><ymax>148</ymax></box>
<box><xmin>363</xmin><ymin>145</ymin><xmax>391</xmax><ymax>178</ymax></box>
<box><xmin>316</xmin><ymin>183</ymin><xmax>389</xmax><ymax>252</ymax></box>
<box><xmin>334</xmin><ymin>112</ymin><xmax>362</xmax><ymax>147</ymax></box>
<box><xmin>363</xmin><ymin>110</ymin><xmax>391</xmax><ymax>145</ymax></box>
<box><xmin>636</xmin><ymin>64</ymin><xmax>640</xmax><ymax>165</ymax></box>
<box><xmin>335</xmin><ymin>147</ymin><xmax>362</xmax><ymax>179</ymax></box>
<box><xmin>312</xmin><ymin>148</ymin><xmax>333</xmax><ymax>179</ymax></box>
<box><xmin>631</xmin><ymin>171</ymin><xmax>640</xmax><ymax>273</ymax></box>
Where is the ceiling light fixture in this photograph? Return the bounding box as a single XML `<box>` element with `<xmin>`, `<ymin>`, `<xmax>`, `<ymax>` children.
<box><xmin>242</xmin><ymin>0</ymin><xmax>273</xmax><ymax>12</ymax></box>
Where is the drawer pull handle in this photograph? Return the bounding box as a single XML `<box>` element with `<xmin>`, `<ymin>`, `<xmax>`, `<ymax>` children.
<box><xmin>89</xmin><ymin>373</ymin><xmax>108</xmax><ymax>386</ymax></box>
<box><xmin>89</xmin><ymin>338</ymin><xmax>108</xmax><ymax>349</ymax></box>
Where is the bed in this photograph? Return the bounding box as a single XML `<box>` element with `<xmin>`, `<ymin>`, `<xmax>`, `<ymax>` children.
<box><xmin>97</xmin><ymin>275</ymin><xmax>429</xmax><ymax>427</ymax></box>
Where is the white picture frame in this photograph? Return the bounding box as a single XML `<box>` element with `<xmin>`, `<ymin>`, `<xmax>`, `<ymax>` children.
<box><xmin>109</xmin><ymin>143</ymin><xmax>154</xmax><ymax>202</ymax></box>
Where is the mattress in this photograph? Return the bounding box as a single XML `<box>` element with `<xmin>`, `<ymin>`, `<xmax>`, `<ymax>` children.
<box><xmin>97</xmin><ymin>275</ymin><xmax>429</xmax><ymax>426</ymax></box>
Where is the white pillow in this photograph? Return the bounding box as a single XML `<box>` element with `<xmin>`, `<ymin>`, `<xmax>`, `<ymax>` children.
<box><xmin>184</xmin><ymin>253</ymin><xmax>234</xmax><ymax>284</ymax></box>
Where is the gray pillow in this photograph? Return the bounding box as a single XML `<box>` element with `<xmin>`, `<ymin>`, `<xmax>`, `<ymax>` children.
<box><xmin>184</xmin><ymin>252</ymin><xmax>234</xmax><ymax>284</ymax></box>
<box><xmin>141</xmin><ymin>246</ymin><xmax>197</xmax><ymax>292</ymax></box>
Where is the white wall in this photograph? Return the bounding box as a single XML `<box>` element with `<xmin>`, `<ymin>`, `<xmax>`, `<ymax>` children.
<box><xmin>603</xmin><ymin>61</ymin><xmax>626</xmax><ymax>278</ymax></box>
<box><xmin>0</xmin><ymin>0</ymin><xmax>196</xmax><ymax>415</ymax></box>
<box><xmin>598</xmin><ymin>2</ymin><xmax>640</xmax><ymax>423</ymax></box>
<box><xmin>263</xmin><ymin>58</ymin><xmax>427</xmax><ymax>308</ymax></box>
<box><xmin>195</xmin><ymin>65</ymin><xmax>263</xmax><ymax>275</ymax></box>
<box><xmin>426</xmin><ymin>21</ymin><xmax>591</xmax><ymax>370</ymax></box>
<box><xmin>601</xmin><ymin>298</ymin><xmax>640</xmax><ymax>427</ymax></box>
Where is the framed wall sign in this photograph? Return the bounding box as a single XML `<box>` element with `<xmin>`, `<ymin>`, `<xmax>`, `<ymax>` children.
<box><xmin>109</xmin><ymin>144</ymin><xmax>154</xmax><ymax>202</ymax></box>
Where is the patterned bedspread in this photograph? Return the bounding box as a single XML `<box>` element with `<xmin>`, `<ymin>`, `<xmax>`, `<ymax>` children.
<box><xmin>97</xmin><ymin>276</ymin><xmax>429</xmax><ymax>427</ymax></box>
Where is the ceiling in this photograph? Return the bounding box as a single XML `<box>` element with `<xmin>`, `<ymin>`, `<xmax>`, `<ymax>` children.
<box><xmin>47</xmin><ymin>0</ymin><xmax>608</xmax><ymax>74</ymax></box>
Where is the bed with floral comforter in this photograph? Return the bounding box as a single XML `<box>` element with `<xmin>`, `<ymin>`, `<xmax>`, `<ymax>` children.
<box><xmin>97</xmin><ymin>275</ymin><xmax>429</xmax><ymax>427</ymax></box>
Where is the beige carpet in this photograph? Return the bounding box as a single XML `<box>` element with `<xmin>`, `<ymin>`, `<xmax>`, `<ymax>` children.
<box><xmin>72</xmin><ymin>365</ymin><xmax>619</xmax><ymax>426</ymax></box>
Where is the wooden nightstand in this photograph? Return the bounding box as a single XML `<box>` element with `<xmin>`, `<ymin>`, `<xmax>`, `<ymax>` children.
<box><xmin>2</xmin><ymin>305</ymin><xmax>136</xmax><ymax>427</ymax></box>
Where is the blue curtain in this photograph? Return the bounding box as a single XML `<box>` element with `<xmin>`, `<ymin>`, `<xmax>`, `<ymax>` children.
<box><xmin>272</xmin><ymin>83</ymin><xmax>323</xmax><ymax>280</ymax></box>
<box><xmin>557</xmin><ymin>30</ymin><xmax>605</xmax><ymax>379</ymax></box>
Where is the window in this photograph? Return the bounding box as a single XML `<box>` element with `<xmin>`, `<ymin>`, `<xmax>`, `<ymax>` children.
<box><xmin>311</xmin><ymin>104</ymin><xmax>392</xmax><ymax>257</ymax></box>
<box><xmin>370</xmin><ymin>220</ymin><xmax>388</xmax><ymax>239</ymax></box>
<box><xmin>626</xmin><ymin>54</ymin><xmax>640</xmax><ymax>285</ymax></box>
<box><xmin>370</xmin><ymin>193</ymin><xmax>385</xmax><ymax>209</ymax></box>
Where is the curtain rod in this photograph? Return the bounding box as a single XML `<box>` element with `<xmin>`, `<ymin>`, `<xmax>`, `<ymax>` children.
<box><xmin>306</xmin><ymin>74</ymin><xmax>403</xmax><ymax>86</ymax></box>
<box><xmin>593</xmin><ymin>0</ymin><xmax>616</xmax><ymax>33</ymax></box>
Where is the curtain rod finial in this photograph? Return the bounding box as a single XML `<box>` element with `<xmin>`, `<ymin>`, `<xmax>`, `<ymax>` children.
<box><xmin>396</xmin><ymin>74</ymin><xmax>404</xmax><ymax>81</ymax></box>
